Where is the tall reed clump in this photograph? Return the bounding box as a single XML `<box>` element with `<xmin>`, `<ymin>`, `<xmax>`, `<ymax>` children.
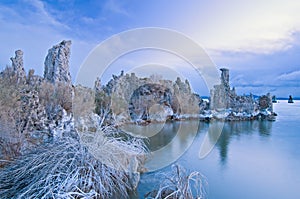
<box><xmin>79</xmin><ymin>126</ymin><xmax>148</xmax><ymax>176</ymax></box>
<box><xmin>145</xmin><ymin>164</ymin><xmax>208</xmax><ymax>199</ymax></box>
<box><xmin>0</xmin><ymin>133</ymin><xmax>147</xmax><ymax>199</ymax></box>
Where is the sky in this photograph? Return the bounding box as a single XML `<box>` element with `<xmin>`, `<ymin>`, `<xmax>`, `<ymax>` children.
<box><xmin>0</xmin><ymin>0</ymin><xmax>300</xmax><ymax>97</ymax></box>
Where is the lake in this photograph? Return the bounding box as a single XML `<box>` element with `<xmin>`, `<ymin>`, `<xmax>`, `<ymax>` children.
<box><xmin>122</xmin><ymin>100</ymin><xmax>300</xmax><ymax>199</ymax></box>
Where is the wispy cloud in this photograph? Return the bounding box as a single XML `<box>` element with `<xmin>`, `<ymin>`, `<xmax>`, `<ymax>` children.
<box><xmin>277</xmin><ymin>70</ymin><xmax>300</xmax><ymax>81</ymax></box>
<box><xmin>188</xmin><ymin>0</ymin><xmax>300</xmax><ymax>54</ymax></box>
<box><xmin>103</xmin><ymin>0</ymin><xmax>129</xmax><ymax>16</ymax></box>
<box><xmin>231</xmin><ymin>74</ymin><xmax>265</xmax><ymax>88</ymax></box>
<box><xmin>0</xmin><ymin>0</ymin><xmax>299</xmax><ymax>97</ymax></box>
<box><xmin>24</xmin><ymin>0</ymin><xmax>70</xmax><ymax>29</ymax></box>
<box><xmin>0</xmin><ymin>0</ymin><xmax>70</xmax><ymax>31</ymax></box>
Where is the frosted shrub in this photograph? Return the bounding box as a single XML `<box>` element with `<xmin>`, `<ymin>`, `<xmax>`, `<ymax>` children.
<box><xmin>79</xmin><ymin>126</ymin><xmax>148</xmax><ymax>174</ymax></box>
<box><xmin>0</xmin><ymin>136</ymin><xmax>144</xmax><ymax>198</ymax></box>
<box><xmin>145</xmin><ymin>164</ymin><xmax>208</xmax><ymax>199</ymax></box>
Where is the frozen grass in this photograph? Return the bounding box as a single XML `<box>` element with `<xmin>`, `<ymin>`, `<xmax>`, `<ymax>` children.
<box><xmin>145</xmin><ymin>164</ymin><xmax>208</xmax><ymax>199</ymax></box>
<box><xmin>80</xmin><ymin>129</ymin><xmax>147</xmax><ymax>171</ymax></box>
<box><xmin>78</xmin><ymin>126</ymin><xmax>149</xmax><ymax>187</ymax></box>
<box><xmin>0</xmin><ymin>132</ymin><xmax>147</xmax><ymax>199</ymax></box>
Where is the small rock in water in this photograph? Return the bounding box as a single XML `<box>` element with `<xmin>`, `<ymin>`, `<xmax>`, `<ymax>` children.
<box><xmin>288</xmin><ymin>95</ymin><xmax>294</xmax><ymax>103</ymax></box>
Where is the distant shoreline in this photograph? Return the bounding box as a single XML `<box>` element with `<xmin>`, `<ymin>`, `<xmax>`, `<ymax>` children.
<box><xmin>275</xmin><ymin>97</ymin><xmax>300</xmax><ymax>100</ymax></box>
<box><xmin>200</xmin><ymin>96</ymin><xmax>300</xmax><ymax>100</ymax></box>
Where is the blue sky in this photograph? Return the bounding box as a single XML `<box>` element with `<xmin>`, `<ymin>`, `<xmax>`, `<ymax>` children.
<box><xmin>0</xmin><ymin>0</ymin><xmax>299</xmax><ymax>97</ymax></box>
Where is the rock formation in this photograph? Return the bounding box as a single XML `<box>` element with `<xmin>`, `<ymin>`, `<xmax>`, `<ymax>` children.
<box><xmin>10</xmin><ymin>50</ymin><xmax>26</xmax><ymax>83</ymax></box>
<box><xmin>210</xmin><ymin>68</ymin><xmax>236</xmax><ymax>109</ymax></box>
<box><xmin>0</xmin><ymin>40</ymin><xmax>74</xmax><ymax>164</ymax></box>
<box><xmin>26</xmin><ymin>69</ymin><xmax>43</xmax><ymax>86</ymax></box>
<box><xmin>288</xmin><ymin>95</ymin><xmax>294</xmax><ymax>103</ymax></box>
<box><xmin>129</xmin><ymin>83</ymin><xmax>173</xmax><ymax>122</ymax></box>
<box><xmin>17</xmin><ymin>89</ymin><xmax>51</xmax><ymax>151</ymax></box>
<box><xmin>272</xmin><ymin>95</ymin><xmax>277</xmax><ymax>103</ymax></box>
<box><xmin>95</xmin><ymin>72</ymin><xmax>205</xmax><ymax>124</ymax></box>
<box><xmin>173</xmin><ymin>77</ymin><xmax>204</xmax><ymax>116</ymax></box>
<box><xmin>208</xmin><ymin>68</ymin><xmax>276</xmax><ymax>121</ymax></box>
<box><xmin>259</xmin><ymin>94</ymin><xmax>273</xmax><ymax>112</ymax></box>
<box><xmin>44</xmin><ymin>40</ymin><xmax>72</xmax><ymax>83</ymax></box>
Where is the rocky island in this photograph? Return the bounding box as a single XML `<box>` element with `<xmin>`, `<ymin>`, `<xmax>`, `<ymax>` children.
<box><xmin>207</xmin><ymin>68</ymin><xmax>276</xmax><ymax>121</ymax></box>
<box><xmin>94</xmin><ymin>67</ymin><xmax>276</xmax><ymax>125</ymax></box>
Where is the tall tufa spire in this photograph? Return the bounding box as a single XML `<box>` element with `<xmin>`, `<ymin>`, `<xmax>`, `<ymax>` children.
<box><xmin>44</xmin><ymin>40</ymin><xmax>72</xmax><ymax>84</ymax></box>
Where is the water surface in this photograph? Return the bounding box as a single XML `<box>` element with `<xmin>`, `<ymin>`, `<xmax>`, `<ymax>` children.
<box><xmin>125</xmin><ymin>100</ymin><xmax>300</xmax><ymax>199</ymax></box>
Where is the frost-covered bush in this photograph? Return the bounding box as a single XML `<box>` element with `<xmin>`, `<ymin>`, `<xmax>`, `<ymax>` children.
<box><xmin>79</xmin><ymin>125</ymin><xmax>148</xmax><ymax>175</ymax></box>
<box><xmin>0</xmin><ymin>134</ymin><xmax>147</xmax><ymax>199</ymax></box>
<box><xmin>145</xmin><ymin>164</ymin><xmax>208</xmax><ymax>199</ymax></box>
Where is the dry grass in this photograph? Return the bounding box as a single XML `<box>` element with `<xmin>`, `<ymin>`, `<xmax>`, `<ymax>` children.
<box><xmin>0</xmin><ymin>107</ymin><xmax>148</xmax><ymax>198</ymax></box>
<box><xmin>72</xmin><ymin>85</ymin><xmax>95</xmax><ymax>119</ymax></box>
<box><xmin>0</xmin><ymin>136</ymin><xmax>143</xmax><ymax>199</ymax></box>
<box><xmin>38</xmin><ymin>81</ymin><xmax>73</xmax><ymax>113</ymax></box>
<box><xmin>0</xmin><ymin>72</ymin><xmax>23</xmax><ymax>165</ymax></box>
<box><xmin>145</xmin><ymin>164</ymin><xmax>208</xmax><ymax>199</ymax></box>
<box><xmin>79</xmin><ymin>126</ymin><xmax>148</xmax><ymax>174</ymax></box>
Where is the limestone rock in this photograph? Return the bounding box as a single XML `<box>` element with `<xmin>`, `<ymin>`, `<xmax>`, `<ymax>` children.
<box><xmin>10</xmin><ymin>50</ymin><xmax>26</xmax><ymax>83</ymax></box>
<box><xmin>17</xmin><ymin>89</ymin><xmax>51</xmax><ymax>152</ymax></box>
<box><xmin>173</xmin><ymin>77</ymin><xmax>202</xmax><ymax>115</ymax></box>
<box><xmin>288</xmin><ymin>95</ymin><xmax>294</xmax><ymax>103</ymax></box>
<box><xmin>210</xmin><ymin>68</ymin><xmax>235</xmax><ymax>109</ymax></box>
<box><xmin>96</xmin><ymin>72</ymin><xmax>204</xmax><ymax>124</ymax></box>
<box><xmin>26</xmin><ymin>69</ymin><xmax>43</xmax><ymax>86</ymax></box>
<box><xmin>259</xmin><ymin>94</ymin><xmax>272</xmax><ymax>112</ymax></box>
<box><xmin>44</xmin><ymin>40</ymin><xmax>72</xmax><ymax>83</ymax></box>
<box><xmin>148</xmin><ymin>104</ymin><xmax>174</xmax><ymax>122</ymax></box>
<box><xmin>272</xmin><ymin>95</ymin><xmax>277</xmax><ymax>103</ymax></box>
<box><xmin>129</xmin><ymin>83</ymin><xmax>173</xmax><ymax>121</ymax></box>
<box><xmin>209</xmin><ymin>68</ymin><xmax>275</xmax><ymax>121</ymax></box>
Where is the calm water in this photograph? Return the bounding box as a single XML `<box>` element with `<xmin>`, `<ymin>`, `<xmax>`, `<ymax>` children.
<box><xmin>123</xmin><ymin>100</ymin><xmax>300</xmax><ymax>199</ymax></box>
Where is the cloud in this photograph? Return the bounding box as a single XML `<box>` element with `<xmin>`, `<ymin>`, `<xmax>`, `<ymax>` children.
<box><xmin>26</xmin><ymin>0</ymin><xmax>70</xmax><ymax>30</ymax></box>
<box><xmin>231</xmin><ymin>71</ymin><xmax>300</xmax><ymax>89</ymax></box>
<box><xmin>231</xmin><ymin>74</ymin><xmax>265</xmax><ymax>88</ymax></box>
<box><xmin>103</xmin><ymin>0</ymin><xmax>129</xmax><ymax>16</ymax></box>
<box><xmin>0</xmin><ymin>0</ymin><xmax>299</xmax><ymax>97</ymax></box>
<box><xmin>0</xmin><ymin>0</ymin><xmax>69</xmax><ymax>31</ymax></box>
<box><xmin>277</xmin><ymin>70</ymin><xmax>300</xmax><ymax>81</ymax></box>
<box><xmin>185</xmin><ymin>0</ymin><xmax>300</xmax><ymax>54</ymax></box>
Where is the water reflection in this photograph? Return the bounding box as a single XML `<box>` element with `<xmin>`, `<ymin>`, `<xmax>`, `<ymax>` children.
<box><xmin>207</xmin><ymin>121</ymin><xmax>273</xmax><ymax>165</ymax></box>
<box><xmin>258</xmin><ymin>121</ymin><xmax>273</xmax><ymax>136</ymax></box>
<box><xmin>123</xmin><ymin>120</ymin><xmax>273</xmax><ymax>167</ymax></box>
<box><xmin>122</xmin><ymin>120</ymin><xmax>199</xmax><ymax>171</ymax></box>
<box><xmin>121</xmin><ymin>121</ymin><xmax>181</xmax><ymax>151</ymax></box>
<box><xmin>147</xmin><ymin>121</ymin><xmax>180</xmax><ymax>151</ymax></box>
